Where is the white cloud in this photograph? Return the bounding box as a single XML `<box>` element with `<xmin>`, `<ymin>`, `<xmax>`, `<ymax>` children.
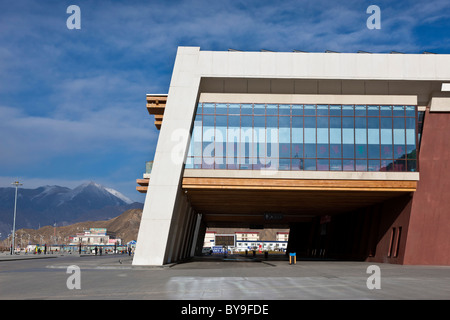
<box><xmin>0</xmin><ymin>103</ymin><xmax>157</xmax><ymax>167</ymax></box>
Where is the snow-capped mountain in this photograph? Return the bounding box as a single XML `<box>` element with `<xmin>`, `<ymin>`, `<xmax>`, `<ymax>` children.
<box><xmin>0</xmin><ymin>182</ymin><xmax>142</xmax><ymax>239</ymax></box>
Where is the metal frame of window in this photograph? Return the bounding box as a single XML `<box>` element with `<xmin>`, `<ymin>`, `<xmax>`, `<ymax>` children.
<box><xmin>185</xmin><ymin>102</ymin><xmax>418</xmax><ymax>172</ymax></box>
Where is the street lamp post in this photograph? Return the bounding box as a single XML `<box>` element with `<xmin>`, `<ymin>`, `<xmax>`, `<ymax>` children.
<box><xmin>11</xmin><ymin>181</ymin><xmax>23</xmax><ymax>255</ymax></box>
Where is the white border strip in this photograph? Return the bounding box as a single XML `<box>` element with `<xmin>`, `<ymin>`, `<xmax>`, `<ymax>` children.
<box><xmin>183</xmin><ymin>169</ymin><xmax>420</xmax><ymax>181</ymax></box>
<box><xmin>199</xmin><ymin>93</ymin><xmax>417</xmax><ymax>106</ymax></box>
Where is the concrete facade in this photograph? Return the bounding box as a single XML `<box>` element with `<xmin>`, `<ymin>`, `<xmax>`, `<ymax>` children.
<box><xmin>133</xmin><ymin>47</ymin><xmax>450</xmax><ymax>266</ymax></box>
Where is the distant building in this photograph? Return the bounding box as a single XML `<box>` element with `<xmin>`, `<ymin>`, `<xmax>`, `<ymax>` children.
<box><xmin>69</xmin><ymin>228</ymin><xmax>121</xmax><ymax>246</ymax></box>
<box><xmin>204</xmin><ymin>229</ymin><xmax>289</xmax><ymax>252</ymax></box>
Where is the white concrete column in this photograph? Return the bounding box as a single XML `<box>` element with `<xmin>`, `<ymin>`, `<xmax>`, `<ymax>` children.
<box><xmin>133</xmin><ymin>47</ymin><xmax>201</xmax><ymax>266</ymax></box>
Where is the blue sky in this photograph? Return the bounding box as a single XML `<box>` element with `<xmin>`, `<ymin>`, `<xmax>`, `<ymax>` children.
<box><xmin>0</xmin><ymin>0</ymin><xmax>449</xmax><ymax>202</ymax></box>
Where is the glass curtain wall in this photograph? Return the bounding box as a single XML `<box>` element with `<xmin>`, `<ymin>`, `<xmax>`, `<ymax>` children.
<box><xmin>185</xmin><ymin>103</ymin><xmax>417</xmax><ymax>172</ymax></box>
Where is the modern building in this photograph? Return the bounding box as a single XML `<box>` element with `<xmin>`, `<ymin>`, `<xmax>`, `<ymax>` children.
<box><xmin>133</xmin><ymin>47</ymin><xmax>450</xmax><ymax>266</ymax></box>
<box><xmin>69</xmin><ymin>228</ymin><xmax>121</xmax><ymax>246</ymax></box>
<box><xmin>202</xmin><ymin>228</ymin><xmax>289</xmax><ymax>252</ymax></box>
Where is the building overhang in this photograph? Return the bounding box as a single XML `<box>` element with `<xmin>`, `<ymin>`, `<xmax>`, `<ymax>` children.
<box><xmin>180</xmin><ymin>169</ymin><xmax>417</xmax><ymax>228</ymax></box>
<box><xmin>182</xmin><ymin>169</ymin><xmax>418</xmax><ymax>192</ymax></box>
<box><xmin>146</xmin><ymin>94</ymin><xmax>167</xmax><ymax>130</ymax></box>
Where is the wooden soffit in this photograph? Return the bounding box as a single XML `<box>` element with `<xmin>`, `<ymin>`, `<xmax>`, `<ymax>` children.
<box><xmin>146</xmin><ymin>94</ymin><xmax>167</xmax><ymax>130</ymax></box>
<box><xmin>182</xmin><ymin>177</ymin><xmax>417</xmax><ymax>192</ymax></box>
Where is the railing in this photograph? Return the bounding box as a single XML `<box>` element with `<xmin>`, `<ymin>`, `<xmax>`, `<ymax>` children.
<box><xmin>146</xmin><ymin>161</ymin><xmax>153</xmax><ymax>174</ymax></box>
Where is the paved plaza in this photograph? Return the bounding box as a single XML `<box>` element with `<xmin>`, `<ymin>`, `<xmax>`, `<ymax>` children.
<box><xmin>0</xmin><ymin>252</ymin><xmax>449</xmax><ymax>301</ymax></box>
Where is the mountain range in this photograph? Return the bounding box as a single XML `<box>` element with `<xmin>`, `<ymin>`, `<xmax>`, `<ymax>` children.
<box><xmin>0</xmin><ymin>182</ymin><xmax>143</xmax><ymax>240</ymax></box>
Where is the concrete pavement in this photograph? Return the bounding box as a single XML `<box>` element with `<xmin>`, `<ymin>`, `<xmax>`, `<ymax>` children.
<box><xmin>1</xmin><ymin>253</ymin><xmax>449</xmax><ymax>301</ymax></box>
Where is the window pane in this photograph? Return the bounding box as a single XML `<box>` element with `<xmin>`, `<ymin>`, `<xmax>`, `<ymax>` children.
<box><xmin>381</xmin><ymin>145</ymin><xmax>392</xmax><ymax>159</ymax></box>
<box><xmin>405</xmin><ymin>106</ymin><xmax>415</xmax><ymax>117</ymax></box>
<box><xmin>355</xmin><ymin>105</ymin><xmax>366</xmax><ymax>116</ymax></box>
<box><xmin>229</xmin><ymin>104</ymin><xmax>240</xmax><ymax>115</ymax></box>
<box><xmin>241</xmin><ymin>115</ymin><xmax>252</xmax><ymax>128</ymax></box>
<box><xmin>330</xmin><ymin>159</ymin><xmax>342</xmax><ymax>171</ymax></box>
<box><xmin>216</xmin><ymin>103</ymin><xmax>227</xmax><ymax>114</ymax></box>
<box><xmin>330</xmin><ymin>127</ymin><xmax>341</xmax><ymax>144</ymax></box>
<box><xmin>292</xmin><ymin>143</ymin><xmax>303</xmax><ymax>158</ymax></box>
<box><xmin>279</xmin><ymin>104</ymin><xmax>291</xmax><ymax>116</ymax></box>
<box><xmin>356</xmin><ymin>160</ymin><xmax>367</xmax><ymax>171</ymax></box>
<box><xmin>330</xmin><ymin>105</ymin><xmax>341</xmax><ymax>116</ymax></box>
<box><xmin>216</xmin><ymin>114</ymin><xmax>227</xmax><ymax>127</ymax></box>
<box><xmin>406</xmin><ymin>119</ymin><xmax>416</xmax><ymax>146</ymax></box>
<box><xmin>267</xmin><ymin>104</ymin><xmax>278</xmax><ymax>115</ymax></box>
<box><xmin>254</xmin><ymin>104</ymin><xmax>265</xmax><ymax>115</ymax></box>
<box><xmin>343</xmin><ymin>159</ymin><xmax>355</xmax><ymax>171</ymax></box>
<box><xmin>292</xmin><ymin>118</ymin><xmax>303</xmax><ymax>143</ymax></box>
<box><xmin>241</xmin><ymin>103</ymin><xmax>253</xmax><ymax>115</ymax></box>
<box><xmin>304</xmin><ymin>128</ymin><xmax>316</xmax><ymax>143</ymax></box>
<box><xmin>203</xmin><ymin>103</ymin><xmax>215</xmax><ymax>114</ymax></box>
<box><xmin>381</xmin><ymin>159</ymin><xmax>393</xmax><ymax>171</ymax></box>
<box><xmin>368</xmin><ymin>144</ymin><xmax>380</xmax><ymax>159</ymax></box>
<box><xmin>279</xmin><ymin>116</ymin><xmax>290</xmax><ymax>128</ymax></box>
<box><xmin>317</xmin><ymin>116</ymin><xmax>328</xmax><ymax>128</ymax></box>
<box><xmin>355</xmin><ymin>128</ymin><xmax>367</xmax><ymax>144</ymax></box>
<box><xmin>368</xmin><ymin>128</ymin><xmax>380</xmax><ymax>144</ymax></box>
<box><xmin>196</xmin><ymin>103</ymin><xmax>204</xmax><ymax>115</ymax></box>
<box><xmin>368</xmin><ymin>160</ymin><xmax>380</xmax><ymax>171</ymax></box>
<box><xmin>279</xmin><ymin>158</ymin><xmax>291</xmax><ymax>170</ymax></box>
<box><xmin>291</xmin><ymin>158</ymin><xmax>304</xmax><ymax>170</ymax></box>
<box><xmin>330</xmin><ymin>144</ymin><xmax>341</xmax><ymax>158</ymax></box>
<box><xmin>317</xmin><ymin>105</ymin><xmax>328</xmax><ymax>116</ymax></box>
<box><xmin>407</xmin><ymin>160</ymin><xmax>416</xmax><ymax>172</ymax></box>
<box><xmin>317</xmin><ymin>159</ymin><xmax>329</xmax><ymax>170</ymax></box>
<box><xmin>368</xmin><ymin>117</ymin><xmax>380</xmax><ymax>159</ymax></box>
<box><xmin>266</xmin><ymin>116</ymin><xmax>278</xmax><ymax>128</ymax></box>
<box><xmin>343</xmin><ymin>144</ymin><xmax>354</xmax><ymax>158</ymax></box>
<box><xmin>317</xmin><ymin>128</ymin><xmax>329</xmax><ymax>144</ymax></box>
<box><xmin>185</xmin><ymin>157</ymin><xmax>194</xmax><ymax>169</ymax></box>
<box><xmin>304</xmin><ymin>105</ymin><xmax>316</xmax><ymax>116</ymax></box>
<box><xmin>304</xmin><ymin>116</ymin><xmax>316</xmax><ymax>128</ymax></box>
<box><xmin>393</xmin><ymin>117</ymin><xmax>405</xmax><ymax>129</ymax></box>
<box><xmin>394</xmin><ymin>145</ymin><xmax>405</xmax><ymax>159</ymax></box>
<box><xmin>342</xmin><ymin>105</ymin><xmax>354</xmax><ymax>116</ymax></box>
<box><xmin>304</xmin><ymin>143</ymin><xmax>316</xmax><ymax>158</ymax></box>
<box><xmin>192</xmin><ymin>121</ymin><xmax>202</xmax><ymax>157</ymax></box>
<box><xmin>279</xmin><ymin>127</ymin><xmax>291</xmax><ymax>158</ymax></box>
<box><xmin>227</xmin><ymin>118</ymin><xmax>240</xmax><ymax>159</ymax></box>
<box><xmin>380</xmin><ymin>118</ymin><xmax>392</xmax><ymax>145</ymax></box>
<box><xmin>254</xmin><ymin>116</ymin><xmax>265</xmax><ymax>129</ymax></box>
<box><xmin>215</xmin><ymin>127</ymin><xmax>226</xmax><ymax>160</ymax></box>
<box><xmin>393</xmin><ymin>105</ymin><xmax>405</xmax><ymax>117</ymax></box>
<box><xmin>317</xmin><ymin>144</ymin><xmax>329</xmax><ymax>157</ymax></box>
<box><xmin>292</xmin><ymin>104</ymin><xmax>303</xmax><ymax>116</ymax></box>
<box><xmin>355</xmin><ymin>145</ymin><xmax>367</xmax><ymax>159</ymax></box>
<box><xmin>393</xmin><ymin>128</ymin><xmax>406</xmax><ymax>145</ymax></box>
<box><xmin>368</xmin><ymin>105</ymin><xmax>379</xmax><ymax>116</ymax></box>
<box><xmin>380</xmin><ymin>105</ymin><xmax>392</xmax><ymax>117</ymax></box>
<box><xmin>203</xmin><ymin>115</ymin><xmax>214</xmax><ymax>127</ymax></box>
<box><xmin>304</xmin><ymin>159</ymin><xmax>316</xmax><ymax>170</ymax></box>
